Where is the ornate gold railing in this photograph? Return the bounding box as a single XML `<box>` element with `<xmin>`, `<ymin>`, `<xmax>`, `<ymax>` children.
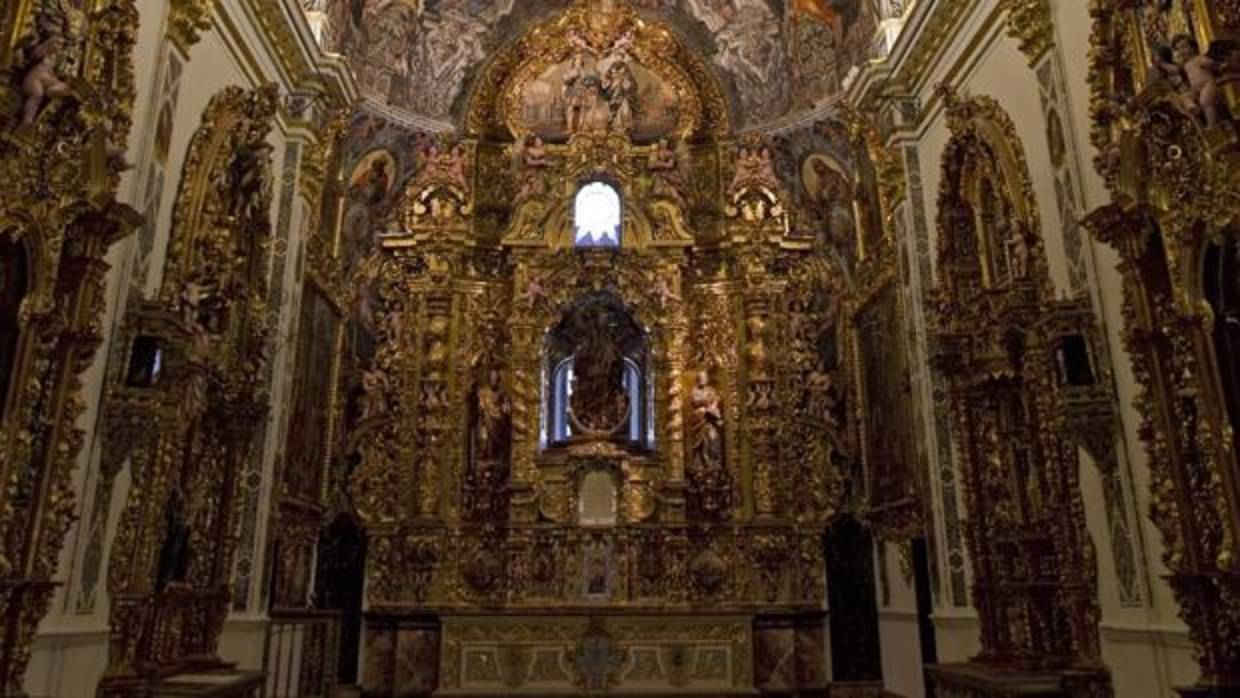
<box><xmin>261</xmin><ymin>609</ymin><xmax>341</xmax><ymax>698</ymax></box>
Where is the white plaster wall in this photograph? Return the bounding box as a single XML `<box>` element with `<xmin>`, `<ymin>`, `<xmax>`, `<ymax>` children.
<box><xmin>219</xmin><ymin>618</ymin><xmax>270</xmax><ymax>672</ymax></box>
<box><xmin>876</xmin><ymin>545</ymin><xmax>925</xmax><ymax>698</ymax></box>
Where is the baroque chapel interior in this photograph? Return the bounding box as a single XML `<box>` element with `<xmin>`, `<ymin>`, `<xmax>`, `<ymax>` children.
<box><xmin>0</xmin><ymin>0</ymin><xmax>1238</xmax><ymax>697</ymax></box>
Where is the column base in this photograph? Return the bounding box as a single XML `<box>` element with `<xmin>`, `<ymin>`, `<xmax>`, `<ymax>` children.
<box><xmin>754</xmin><ymin>611</ymin><xmax>829</xmax><ymax>696</ymax></box>
<box><xmin>1176</xmin><ymin>685</ymin><xmax>1240</xmax><ymax>698</ymax></box>
<box><xmin>361</xmin><ymin>612</ymin><xmax>440</xmax><ymax>698</ymax></box>
<box><xmin>927</xmin><ymin>662</ymin><xmax>1111</xmax><ymax>698</ymax></box>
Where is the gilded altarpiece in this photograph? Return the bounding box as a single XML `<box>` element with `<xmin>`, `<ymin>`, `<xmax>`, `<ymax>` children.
<box><xmin>96</xmin><ymin>85</ymin><xmax>280</xmax><ymax>698</ymax></box>
<box><xmin>927</xmin><ymin>90</ymin><xmax>1112</xmax><ymax>698</ymax></box>
<box><xmin>0</xmin><ymin>1</ymin><xmax>140</xmax><ymax>694</ymax></box>
<box><xmin>348</xmin><ymin>3</ymin><xmax>855</xmax><ymax>695</ymax></box>
<box><xmin>1085</xmin><ymin>1</ymin><xmax>1240</xmax><ymax>693</ymax></box>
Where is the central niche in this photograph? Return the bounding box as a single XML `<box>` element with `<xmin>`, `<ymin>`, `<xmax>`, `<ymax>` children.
<box><xmin>543</xmin><ymin>294</ymin><xmax>651</xmax><ymax>447</ymax></box>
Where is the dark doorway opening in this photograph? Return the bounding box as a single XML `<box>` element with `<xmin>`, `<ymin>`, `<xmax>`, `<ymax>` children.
<box><xmin>913</xmin><ymin>537</ymin><xmax>939</xmax><ymax>697</ymax></box>
<box><xmin>825</xmin><ymin>515</ymin><xmax>882</xmax><ymax>682</ymax></box>
<box><xmin>315</xmin><ymin>513</ymin><xmax>368</xmax><ymax>684</ymax></box>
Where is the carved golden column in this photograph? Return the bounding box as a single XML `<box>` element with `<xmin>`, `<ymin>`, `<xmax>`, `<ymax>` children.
<box><xmin>353</xmin><ymin>246</ymin><xmax>421</xmax><ymax>528</ymax></box>
<box><xmin>416</xmin><ymin>278</ymin><xmax>454</xmax><ymax>520</ymax></box>
<box><xmin>0</xmin><ymin>0</ymin><xmax>34</xmax><ymax>70</ymax></box>
<box><xmin>409</xmin><ymin>246</ymin><xmax>463</xmax><ymax>525</ymax></box>
<box><xmin>507</xmin><ymin>258</ymin><xmax>543</xmax><ymax>524</ymax></box>
<box><xmin>655</xmin><ymin>261</ymin><xmax>688</xmax><ymax>522</ymax></box>
<box><xmin>742</xmin><ymin>256</ymin><xmax>778</xmax><ymax>519</ymax></box>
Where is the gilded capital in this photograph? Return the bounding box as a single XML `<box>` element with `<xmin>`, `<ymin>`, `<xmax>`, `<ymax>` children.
<box><xmin>168</xmin><ymin>0</ymin><xmax>213</xmax><ymax>51</ymax></box>
<box><xmin>1003</xmin><ymin>0</ymin><xmax>1054</xmax><ymax>66</ymax></box>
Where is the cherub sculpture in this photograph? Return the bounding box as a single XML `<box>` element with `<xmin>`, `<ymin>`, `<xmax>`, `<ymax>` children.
<box><xmin>648</xmin><ymin>138</ymin><xmax>677</xmax><ymax>171</ymax></box>
<box><xmin>360</xmin><ymin>368</ymin><xmax>389</xmax><ymax>420</ymax></box>
<box><xmin>19</xmin><ymin>35</ymin><xmax>72</xmax><ymax>127</ymax></box>
<box><xmin>729</xmin><ymin>144</ymin><xmax>778</xmax><ymax>193</ymax></box>
<box><xmin>1171</xmin><ymin>34</ymin><xmax>1235</xmax><ymax>128</ymax></box>
<box><xmin>522</xmin><ymin>135</ymin><xmax>549</xmax><ymax>169</ymax></box>
<box><xmin>419</xmin><ymin>141</ymin><xmax>469</xmax><ymax>190</ymax></box>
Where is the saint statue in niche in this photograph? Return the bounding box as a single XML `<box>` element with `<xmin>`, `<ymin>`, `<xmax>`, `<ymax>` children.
<box><xmin>155</xmin><ymin>485</ymin><xmax>191</xmax><ymax>592</ymax></box>
<box><xmin>225</xmin><ymin>137</ymin><xmax>275</xmax><ymax>225</ymax></box>
<box><xmin>581</xmin><ymin>539</ymin><xmax>613</xmax><ymax>599</ymax></box>
<box><xmin>689</xmin><ymin>371</ymin><xmax>724</xmax><ymax>471</ymax></box>
<box><xmin>687</xmin><ymin>370</ymin><xmax>730</xmax><ymax>517</ymax></box>
<box><xmin>587</xmin><ymin>558</ymin><xmax>608</xmax><ymax>594</ymax></box>
<box><xmin>471</xmin><ymin>367</ymin><xmax>511</xmax><ymax>465</ymax></box>
<box><xmin>567</xmin><ymin>304</ymin><xmax>632</xmax><ymax>434</ymax></box>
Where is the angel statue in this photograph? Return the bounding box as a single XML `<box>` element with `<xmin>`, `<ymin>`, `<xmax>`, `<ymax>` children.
<box><xmin>16</xmin><ymin>1</ymin><xmax>81</xmax><ymax>127</ymax></box>
<box><xmin>1170</xmin><ymin>34</ymin><xmax>1237</xmax><ymax>128</ymax></box>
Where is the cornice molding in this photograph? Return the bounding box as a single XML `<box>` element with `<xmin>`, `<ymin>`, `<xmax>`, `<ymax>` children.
<box><xmin>892</xmin><ymin>0</ymin><xmax>978</xmax><ymax>94</ymax></box>
<box><xmin>1001</xmin><ymin>0</ymin><xmax>1054</xmax><ymax>67</ymax></box>
<box><xmin>194</xmin><ymin>0</ymin><xmax>357</xmax><ymax>109</ymax></box>
<box><xmin>843</xmin><ymin>0</ymin><xmax>978</xmax><ymax>132</ymax></box>
<box><xmin>241</xmin><ymin>0</ymin><xmax>357</xmax><ymax>107</ymax></box>
<box><xmin>849</xmin><ymin>0</ymin><xmax>1029</xmax><ymax>135</ymax></box>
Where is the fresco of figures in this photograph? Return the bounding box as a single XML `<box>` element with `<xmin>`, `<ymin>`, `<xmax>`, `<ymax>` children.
<box><xmin>519</xmin><ymin>37</ymin><xmax>681</xmax><ymax>142</ymax></box>
<box><xmin>324</xmin><ymin>0</ymin><xmax>879</xmax><ymax>129</ymax></box>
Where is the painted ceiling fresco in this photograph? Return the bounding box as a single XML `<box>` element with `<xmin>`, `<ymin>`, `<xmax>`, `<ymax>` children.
<box><xmin>324</xmin><ymin>0</ymin><xmax>880</xmax><ymax>130</ymax></box>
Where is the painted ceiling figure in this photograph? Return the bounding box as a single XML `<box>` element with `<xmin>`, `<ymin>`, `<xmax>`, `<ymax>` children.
<box><xmin>792</xmin><ymin>0</ymin><xmax>862</xmax><ymax>39</ymax></box>
<box><xmin>684</xmin><ymin>0</ymin><xmax>791</xmax><ymax>120</ymax></box>
<box><xmin>330</xmin><ymin>0</ymin><xmax>877</xmax><ymax>130</ymax></box>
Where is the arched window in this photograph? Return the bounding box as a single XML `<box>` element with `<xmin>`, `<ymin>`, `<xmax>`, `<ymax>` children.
<box><xmin>548</xmin><ymin>357</ymin><xmax>574</xmax><ymax>444</ymax></box>
<box><xmin>574</xmin><ymin>181</ymin><xmax>621</xmax><ymax>248</ymax></box>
